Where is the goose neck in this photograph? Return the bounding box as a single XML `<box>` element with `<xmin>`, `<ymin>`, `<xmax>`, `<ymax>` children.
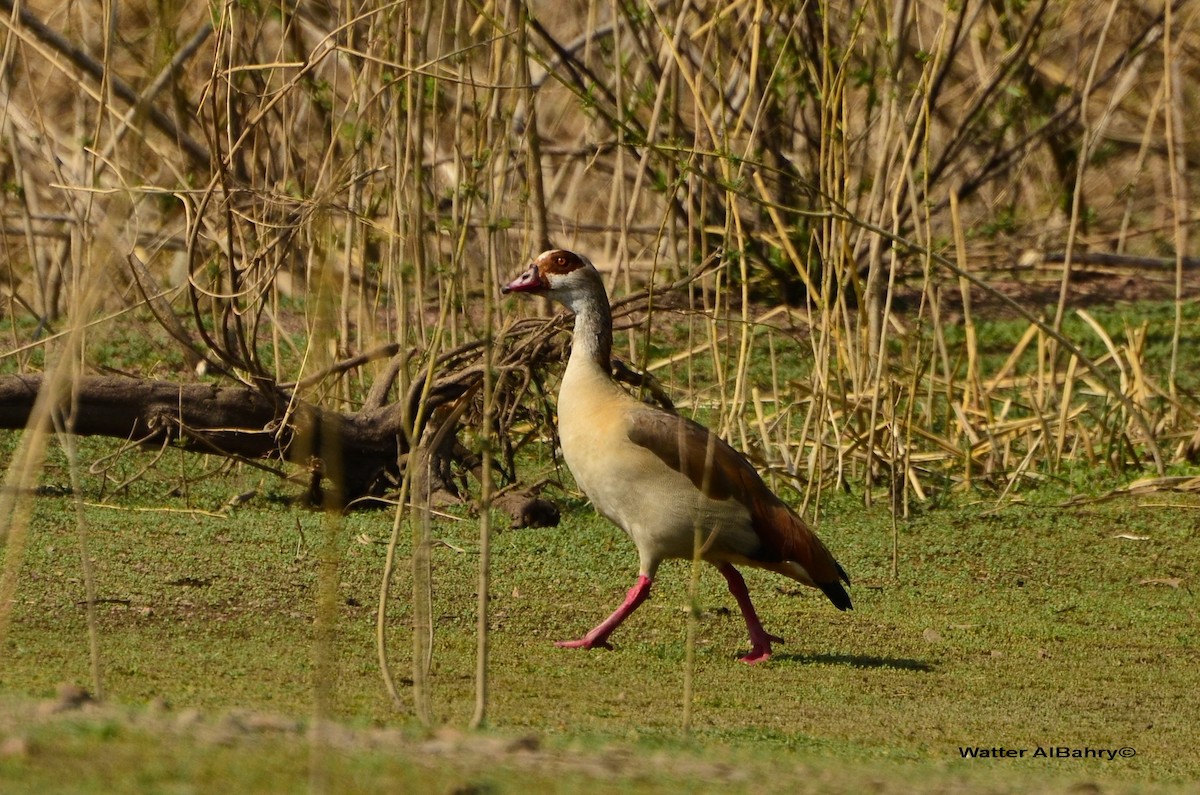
<box><xmin>565</xmin><ymin>289</ymin><xmax>613</xmax><ymax>374</ymax></box>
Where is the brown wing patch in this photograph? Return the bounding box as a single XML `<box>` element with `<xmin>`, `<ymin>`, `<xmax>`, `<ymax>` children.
<box><xmin>625</xmin><ymin>409</ymin><xmax>758</xmax><ymax>502</ymax></box>
<box><xmin>626</xmin><ymin>408</ymin><xmax>851</xmax><ymax>596</ymax></box>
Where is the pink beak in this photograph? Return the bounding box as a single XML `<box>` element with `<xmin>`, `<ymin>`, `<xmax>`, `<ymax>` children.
<box><xmin>501</xmin><ymin>264</ymin><xmax>544</xmax><ymax>294</ymax></box>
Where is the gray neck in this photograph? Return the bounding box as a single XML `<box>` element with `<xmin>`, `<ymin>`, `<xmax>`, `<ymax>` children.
<box><xmin>565</xmin><ymin>287</ymin><xmax>613</xmax><ymax>374</ymax></box>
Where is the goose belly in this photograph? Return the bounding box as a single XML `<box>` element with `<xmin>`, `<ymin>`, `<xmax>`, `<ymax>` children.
<box><xmin>561</xmin><ymin>423</ymin><xmax>760</xmax><ymax>562</ymax></box>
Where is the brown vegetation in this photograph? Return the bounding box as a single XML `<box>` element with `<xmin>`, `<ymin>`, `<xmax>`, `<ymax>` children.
<box><xmin>0</xmin><ymin>1</ymin><xmax>1193</xmax><ymax>494</ymax></box>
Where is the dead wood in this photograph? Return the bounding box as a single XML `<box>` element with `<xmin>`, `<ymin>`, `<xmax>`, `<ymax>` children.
<box><xmin>0</xmin><ymin>374</ymin><xmax>407</xmax><ymax>503</ymax></box>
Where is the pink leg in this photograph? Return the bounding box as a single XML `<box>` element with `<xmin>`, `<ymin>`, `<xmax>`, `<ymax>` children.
<box><xmin>718</xmin><ymin>563</ymin><xmax>784</xmax><ymax>664</ymax></box>
<box><xmin>556</xmin><ymin>574</ymin><xmax>652</xmax><ymax>651</ymax></box>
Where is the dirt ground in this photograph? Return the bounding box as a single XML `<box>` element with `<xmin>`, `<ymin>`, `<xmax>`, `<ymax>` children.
<box><xmin>911</xmin><ymin>255</ymin><xmax>1200</xmax><ymax>322</ymax></box>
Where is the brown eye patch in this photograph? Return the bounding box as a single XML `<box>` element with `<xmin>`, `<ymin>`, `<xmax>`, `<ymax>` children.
<box><xmin>535</xmin><ymin>249</ymin><xmax>587</xmax><ymax>275</ymax></box>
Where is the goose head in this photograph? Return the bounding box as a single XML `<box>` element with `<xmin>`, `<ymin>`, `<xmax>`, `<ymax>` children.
<box><xmin>502</xmin><ymin>249</ymin><xmax>605</xmax><ymax>312</ymax></box>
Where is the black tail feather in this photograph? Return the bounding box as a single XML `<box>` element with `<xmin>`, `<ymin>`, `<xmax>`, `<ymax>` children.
<box><xmin>820</xmin><ymin>579</ymin><xmax>853</xmax><ymax>611</ymax></box>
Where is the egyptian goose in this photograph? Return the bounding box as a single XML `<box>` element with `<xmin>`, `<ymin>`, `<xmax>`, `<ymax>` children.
<box><xmin>502</xmin><ymin>249</ymin><xmax>851</xmax><ymax>663</ymax></box>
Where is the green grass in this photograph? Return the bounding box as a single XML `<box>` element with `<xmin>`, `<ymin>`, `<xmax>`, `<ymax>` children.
<box><xmin>1</xmin><ymin>299</ymin><xmax>1198</xmax><ymax>792</ymax></box>
<box><xmin>1</xmin><ymin>436</ymin><xmax>1198</xmax><ymax>793</ymax></box>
